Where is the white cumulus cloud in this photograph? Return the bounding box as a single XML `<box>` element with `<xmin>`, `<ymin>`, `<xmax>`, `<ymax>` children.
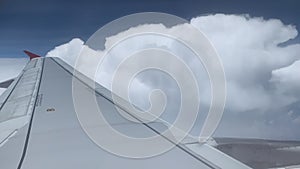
<box><xmin>271</xmin><ymin>60</ymin><xmax>300</xmax><ymax>96</ymax></box>
<box><xmin>44</xmin><ymin>14</ymin><xmax>300</xmax><ymax>139</ymax></box>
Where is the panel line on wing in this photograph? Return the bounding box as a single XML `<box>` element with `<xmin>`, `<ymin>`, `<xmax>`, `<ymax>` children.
<box><xmin>16</xmin><ymin>58</ymin><xmax>45</xmax><ymax>169</ymax></box>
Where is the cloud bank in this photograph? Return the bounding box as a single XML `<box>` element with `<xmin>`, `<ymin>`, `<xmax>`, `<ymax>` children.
<box><xmin>0</xmin><ymin>58</ymin><xmax>28</xmax><ymax>95</ymax></box>
<box><xmin>44</xmin><ymin>14</ymin><xmax>300</xmax><ymax>140</ymax></box>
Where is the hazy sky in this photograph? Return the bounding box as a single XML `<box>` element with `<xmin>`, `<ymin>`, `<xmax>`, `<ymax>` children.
<box><xmin>0</xmin><ymin>0</ymin><xmax>300</xmax><ymax>58</ymax></box>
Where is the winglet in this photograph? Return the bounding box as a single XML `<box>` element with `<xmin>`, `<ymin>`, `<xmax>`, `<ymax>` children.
<box><xmin>24</xmin><ymin>50</ymin><xmax>42</xmax><ymax>60</ymax></box>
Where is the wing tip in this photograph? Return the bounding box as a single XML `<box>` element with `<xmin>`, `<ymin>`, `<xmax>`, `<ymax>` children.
<box><xmin>23</xmin><ymin>50</ymin><xmax>42</xmax><ymax>60</ymax></box>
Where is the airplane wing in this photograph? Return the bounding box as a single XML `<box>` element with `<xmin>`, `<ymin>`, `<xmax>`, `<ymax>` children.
<box><xmin>0</xmin><ymin>53</ymin><xmax>253</xmax><ymax>169</ymax></box>
<box><xmin>0</xmin><ymin>79</ymin><xmax>15</xmax><ymax>88</ymax></box>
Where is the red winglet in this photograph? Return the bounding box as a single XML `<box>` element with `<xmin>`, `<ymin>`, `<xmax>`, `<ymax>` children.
<box><xmin>24</xmin><ymin>50</ymin><xmax>42</xmax><ymax>60</ymax></box>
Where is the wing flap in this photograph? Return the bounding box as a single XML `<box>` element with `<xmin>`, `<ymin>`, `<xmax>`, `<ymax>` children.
<box><xmin>0</xmin><ymin>58</ymin><xmax>44</xmax><ymax>169</ymax></box>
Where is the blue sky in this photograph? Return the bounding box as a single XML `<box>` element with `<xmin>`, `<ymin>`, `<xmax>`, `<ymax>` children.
<box><xmin>0</xmin><ymin>0</ymin><xmax>300</xmax><ymax>58</ymax></box>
